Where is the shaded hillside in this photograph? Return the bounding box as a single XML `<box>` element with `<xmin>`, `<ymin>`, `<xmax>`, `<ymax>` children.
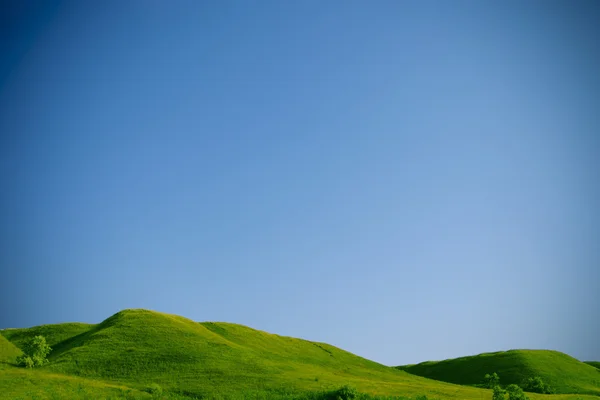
<box><xmin>396</xmin><ymin>349</ymin><xmax>600</xmax><ymax>396</ymax></box>
<box><xmin>586</xmin><ymin>362</ymin><xmax>600</xmax><ymax>370</ymax></box>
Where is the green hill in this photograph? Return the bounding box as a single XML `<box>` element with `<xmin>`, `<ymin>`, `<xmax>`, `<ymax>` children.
<box><xmin>1</xmin><ymin>309</ymin><xmax>599</xmax><ymax>400</ymax></box>
<box><xmin>396</xmin><ymin>349</ymin><xmax>600</xmax><ymax>396</ymax></box>
<box><xmin>2</xmin><ymin>309</ymin><xmax>471</xmax><ymax>398</ymax></box>
<box><xmin>586</xmin><ymin>362</ymin><xmax>600</xmax><ymax>370</ymax></box>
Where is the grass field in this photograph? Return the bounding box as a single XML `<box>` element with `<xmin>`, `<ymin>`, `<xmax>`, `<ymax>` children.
<box><xmin>1</xmin><ymin>309</ymin><xmax>599</xmax><ymax>400</ymax></box>
<box><xmin>396</xmin><ymin>350</ymin><xmax>600</xmax><ymax>396</ymax></box>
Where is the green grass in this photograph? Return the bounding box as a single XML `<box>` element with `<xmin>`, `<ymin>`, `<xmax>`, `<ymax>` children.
<box><xmin>0</xmin><ymin>366</ymin><xmax>155</xmax><ymax>400</ymax></box>
<box><xmin>585</xmin><ymin>362</ymin><xmax>600</xmax><ymax>370</ymax></box>
<box><xmin>396</xmin><ymin>350</ymin><xmax>600</xmax><ymax>396</ymax></box>
<box><xmin>1</xmin><ymin>309</ymin><xmax>599</xmax><ymax>400</ymax></box>
<box><xmin>0</xmin><ymin>333</ymin><xmax>22</xmax><ymax>363</ymax></box>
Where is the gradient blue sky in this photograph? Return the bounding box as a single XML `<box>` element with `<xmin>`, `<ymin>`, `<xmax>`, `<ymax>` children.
<box><xmin>1</xmin><ymin>0</ymin><xmax>599</xmax><ymax>366</ymax></box>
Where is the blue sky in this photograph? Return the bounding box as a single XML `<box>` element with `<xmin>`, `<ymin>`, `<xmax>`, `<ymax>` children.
<box><xmin>1</xmin><ymin>0</ymin><xmax>598</xmax><ymax>366</ymax></box>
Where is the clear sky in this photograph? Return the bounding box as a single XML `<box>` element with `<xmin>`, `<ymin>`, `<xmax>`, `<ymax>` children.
<box><xmin>1</xmin><ymin>0</ymin><xmax>599</xmax><ymax>366</ymax></box>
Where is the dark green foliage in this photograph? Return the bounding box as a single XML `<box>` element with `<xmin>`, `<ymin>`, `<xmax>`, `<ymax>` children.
<box><xmin>16</xmin><ymin>335</ymin><xmax>51</xmax><ymax>367</ymax></box>
<box><xmin>584</xmin><ymin>361</ymin><xmax>600</xmax><ymax>369</ymax></box>
<box><xmin>521</xmin><ymin>376</ymin><xmax>554</xmax><ymax>394</ymax></box>
<box><xmin>18</xmin><ymin>355</ymin><xmax>35</xmax><ymax>368</ymax></box>
<box><xmin>333</xmin><ymin>385</ymin><xmax>359</xmax><ymax>400</ymax></box>
<box><xmin>146</xmin><ymin>383</ymin><xmax>163</xmax><ymax>396</ymax></box>
<box><xmin>317</xmin><ymin>387</ymin><xmax>431</xmax><ymax>400</ymax></box>
<box><xmin>492</xmin><ymin>385</ymin><xmax>505</xmax><ymax>400</ymax></box>
<box><xmin>506</xmin><ymin>384</ymin><xmax>529</xmax><ymax>400</ymax></box>
<box><xmin>484</xmin><ymin>372</ymin><xmax>500</xmax><ymax>388</ymax></box>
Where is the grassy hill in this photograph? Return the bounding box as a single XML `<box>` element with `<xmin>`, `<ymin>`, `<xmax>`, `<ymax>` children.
<box><xmin>586</xmin><ymin>362</ymin><xmax>600</xmax><ymax>370</ymax></box>
<box><xmin>1</xmin><ymin>309</ymin><xmax>599</xmax><ymax>400</ymax></box>
<box><xmin>396</xmin><ymin>350</ymin><xmax>600</xmax><ymax>396</ymax></box>
<box><xmin>1</xmin><ymin>309</ymin><xmax>470</xmax><ymax>399</ymax></box>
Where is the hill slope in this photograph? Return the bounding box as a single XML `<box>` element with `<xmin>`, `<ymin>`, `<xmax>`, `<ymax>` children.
<box><xmin>586</xmin><ymin>362</ymin><xmax>600</xmax><ymax>370</ymax></box>
<box><xmin>0</xmin><ymin>367</ymin><xmax>154</xmax><ymax>400</ymax></box>
<box><xmin>396</xmin><ymin>349</ymin><xmax>600</xmax><ymax>396</ymax></box>
<box><xmin>0</xmin><ymin>333</ymin><xmax>21</xmax><ymax>363</ymax></box>
<box><xmin>1</xmin><ymin>322</ymin><xmax>93</xmax><ymax>351</ymax></box>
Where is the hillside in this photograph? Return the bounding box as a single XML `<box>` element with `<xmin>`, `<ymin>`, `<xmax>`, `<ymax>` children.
<box><xmin>586</xmin><ymin>362</ymin><xmax>600</xmax><ymax>370</ymax></box>
<box><xmin>2</xmin><ymin>310</ymin><xmax>599</xmax><ymax>400</ymax></box>
<box><xmin>1</xmin><ymin>322</ymin><xmax>93</xmax><ymax>352</ymax></box>
<box><xmin>0</xmin><ymin>334</ymin><xmax>21</xmax><ymax>363</ymax></box>
<box><xmin>0</xmin><ymin>367</ymin><xmax>154</xmax><ymax>400</ymax></box>
<box><xmin>396</xmin><ymin>349</ymin><xmax>600</xmax><ymax>396</ymax></box>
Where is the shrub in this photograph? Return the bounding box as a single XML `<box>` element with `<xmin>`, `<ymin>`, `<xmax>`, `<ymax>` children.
<box><xmin>484</xmin><ymin>373</ymin><xmax>500</xmax><ymax>388</ymax></box>
<box><xmin>522</xmin><ymin>376</ymin><xmax>553</xmax><ymax>394</ymax></box>
<box><xmin>334</xmin><ymin>385</ymin><xmax>359</xmax><ymax>400</ymax></box>
<box><xmin>17</xmin><ymin>355</ymin><xmax>35</xmax><ymax>368</ymax></box>
<box><xmin>506</xmin><ymin>384</ymin><xmax>529</xmax><ymax>400</ymax></box>
<box><xmin>147</xmin><ymin>383</ymin><xmax>163</xmax><ymax>396</ymax></box>
<box><xmin>492</xmin><ymin>386</ymin><xmax>505</xmax><ymax>400</ymax></box>
<box><xmin>16</xmin><ymin>335</ymin><xmax>51</xmax><ymax>368</ymax></box>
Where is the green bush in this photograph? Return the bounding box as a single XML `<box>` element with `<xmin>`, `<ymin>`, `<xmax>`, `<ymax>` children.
<box><xmin>334</xmin><ymin>385</ymin><xmax>359</xmax><ymax>400</ymax></box>
<box><xmin>521</xmin><ymin>376</ymin><xmax>553</xmax><ymax>394</ymax></box>
<box><xmin>484</xmin><ymin>373</ymin><xmax>500</xmax><ymax>389</ymax></box>
<box><xmin>16</xmin><ymin>335</ymin><xmax>51</xmax><ymax>368</ymax></box>
<box><xmin>506</xmin><ymin>384</ymin><xmax>529</xmax><ymax>400</ymax></box>
<box><xmin>147</xmin><ymin>383</ymin><xmax>163</xmax><ymax>396</ymax></box>
<box><xmin>492</xmin><ymin>386</ymin><xmax>505</xmax><ymax>400</ymax></box>
<box><xmin>17</xmin><ymin>355</ymin><xmax>35</xmax><ymax>368</ymax></box>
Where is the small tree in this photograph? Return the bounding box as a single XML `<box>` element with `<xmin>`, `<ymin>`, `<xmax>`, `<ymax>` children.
<box><xmin>506</xmin><ymin>384</ymin><xmax>529</xmax><ymax>400</ymax></box>
<box><xmin>492</xmin><ymin>385</ymin><xmax>506</xmax><ymax>400</ymax></box>
<box><xmin>484</xmin><ymin>373</ymin><xmax>500</xmax><ymax>388</ymax></box>
<box><xmin>16</xmin><ymin>335</ymin><xmax>52</xmax><ymax>368</ymax></box>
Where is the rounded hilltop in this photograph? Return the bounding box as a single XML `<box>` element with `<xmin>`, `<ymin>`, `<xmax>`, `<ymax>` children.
<box><xmin>395</xmin><ymin>349</ymin><xmax>600</xmax><ymax>396</ymax></box>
